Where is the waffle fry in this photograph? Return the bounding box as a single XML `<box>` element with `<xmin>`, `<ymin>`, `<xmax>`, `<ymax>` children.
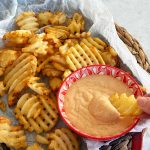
<box><xmin>28</xmin><ymin>77</ymin><xmax>50</xmax><ymax>95</ymax></box>
<box><xmin>49</xmin><ymin>78</ymin><xmax>62</xmax><ymax>91</ymax></box>
<box><xmin>0</xmin><ymin>67</ymin><xmax>4</xmax><ymax>76</ymax></box>
<box><xmin>42</xmin><ymin>64</ymin><xmax>63</xmax><ymax>77</ymax></box>
<box><xmin>69</xmin><ymin>32</ymin><xmax>91</xmax><ymax>39</ymax></box>
<box><xmin>0</xmin><ymin>81</ymin><xmax>6</xmax><ymax>97</ymax></box>
<box><xmin>36</xmin><ymin>135</ymin><xmax>49</xmax><ymax>144</ymax></box>
<box><xmin>68</xmin><ymin>13</ymin><xmax>84</xmax><ymax>34</ymax></box>
<box><xmin>0</xmin><ymin>117</ymin><xmax>27</xmax><ymax>149</ymax></box>
<box><xmin>27</xmin><ymin>143</ymin><xmax>43</xmax><ymax>150</ymax></box>
<box><xmin>3</xmin><ymin>30</ymin><xmax>33</xmax><ymax>46</ymax></box>
<box><xmin>37</xmin><ymin>11</ymin><xmax>53</xmax><ymax>27</ymax></box>
<box><xmin>63</xmin><ymin>69</ymin><xmax>72</xmax><ymax>79</ymax></box>
<box><xmin>14</xmin><ymin>94</ymin><xmax>58</xmax><ymax>133</ymax></box>
<box><xmin>22</xmin><ymin>34</ymin><xmax>48</xmax><ymax>56</ymax></box>
<box><xmin>50</xmin><ymin>11</ymin><xmax>67</xmax><ymax>25</ymax></box>
<box><xmin>16</xmin><ymin>93</ymin><xmax>42</xmax><ymax>119</ymax></box>
<box><xmin>44</xmin><ymin>34</ymin><xmax>62</xmax><ymax>49</ymax></box>
<box><xmin>109</xmin><ymin>93</ymin><xmax>142</xmax><ymax>116</ymax></box>
<box><xmin>44</xmin><ymin>26</ymin><xmax>70</xmax><ymax>40</ymax></box>
<box><xmin>66</xmin><ymin>43</ymin><xmax>105</xmax><ymax>71</ymax></box>
<box><xmin>4</xmin><ymin>53</ymin><xmax>37</xmax><ymax>106</ymax></box>
<box><xmin>47</xmin><ymin>128</ymin><xmax>79</xmax><ymax>150</ymax></box>
<box><xmin>81</xmin><ymin>37</ymin><xmax>107</xmax><ymax>51</ymax></box>
<box><xmin>101</xmin><ymin>51</ymin><xmax>117</xmax><ymax>66</ymax></box>
<box><xmin>0</xmin><ymin>50</ymin><xmax>20</xmax><ymax>69</ymax></box>
<box><xmin>16</xmin><ymin>11</ymin><xmax>39</xmax><ymax>32</ymax></box>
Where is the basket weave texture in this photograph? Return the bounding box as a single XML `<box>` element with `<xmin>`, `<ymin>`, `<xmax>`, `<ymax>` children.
<box><xmin>116</xmin><ymin>24</ymin><xmax>150</xmax><ymax>73</ymax></box>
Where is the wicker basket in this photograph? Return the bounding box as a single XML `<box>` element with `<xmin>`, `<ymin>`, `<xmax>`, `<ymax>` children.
<box><xmin>115</xmin><ymin>24</ymin><xmax>150</xmax><ymax>73</ymax></box>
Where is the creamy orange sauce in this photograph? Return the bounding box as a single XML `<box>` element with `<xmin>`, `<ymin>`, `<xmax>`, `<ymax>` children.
<box><xmin>64</xmin><ymin>75</ymin><xmax>135</xmax><ymax>137</ymax></box>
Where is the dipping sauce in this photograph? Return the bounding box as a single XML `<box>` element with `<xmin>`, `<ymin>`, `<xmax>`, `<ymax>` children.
<box><xmin>64</xmin><ymin>75</ymin><xmax>135</xmax><ymax>137</ymax></box>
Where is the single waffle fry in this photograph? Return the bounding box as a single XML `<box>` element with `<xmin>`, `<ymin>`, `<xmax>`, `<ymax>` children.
<box><xmin>0</xmin><ymin>81</ymin><xmax>6</xmax><ymax>97</ymax></box>
<box><xmin>37</xmin><ymin>11</ymin><xmax>53</xmax><ymax>27</ymax></box>
<box><xmin>36</xmin><ymin>135</ymin><xmax>49</xmax><ymax>144</ymax></box>
<box><xmin>16</xmin><ymin>11</ymin><xmax>39</xmax><ymax>32</ymax></box>
<box><xmin>42</xmin><ymin>65</ymin><xmax>63</xmax><ymax>77</ymax></box>
<box><xmin>65</xmin><ymin>39</ymin><xmax>79</xmax><ymax>46</ymax></box>
<box><xmin>101</xmin><ymin>51</ymin><xmax>117</xmax><ymax>66</ymax></box>
<box><xmin>0</xmin><ymin>67</ymin><xmax>4</xmax><ymax>76</ymax></box>
<box><xmin>28</xmin><ymin>77</ymin><xmax>50</xmax><ymax>95</ymax></box>
<box><xmin>66</xmin><ymin>43</ymin><xmax>105</xmax><ymax>71</ymax></box>
<box><xmin>59</xmin><ymin>43</ymin><xmax>70</xmax><ymax>55</ymax></box>
<box><xmin>47</xmin><ymin>128</ymin><xmax>79</xmax><ymax>150</ymax></box>
<box><xmin>69</xmin><ymin>32</ymin><xmax>91</xmax><ymax>39</ymax></box>
<box><xmin>63</xmin><ymin>69</ymin><xmax>72</xmax><ymax>80</ymax></box>
<box><xmin>109</xmin><ymin>93</ymin><xmax>142</xmax><ymax>116</ymax></box>
<box><xmin>44</xmin><ymin>26</ymin><xmax>70</xmax><ymax>39</ymax></box>
<box><xmin>22</xmin><ymin>34</ymin><xmax>48</xmax><ymax>56</ymax></box>
<box><xmin>68</xmin><ymin>13</ymin><xmax>85</xmax><ymax>34</ymax></box>
<box><xmin>4</xmin><ymin>53</ymin><xmax>37</xmax><ymax>106</ymax></box>
<box><xmin>3</xmin><ymin>30</ymin><xmax>33</xmax><ymax>45</ymax></box>
<box><xmin>0</xmin><ymin>49</ymin><xmax>20</xmax><ymax>69</ymax></box>
<box><xmin>0</xmin><ymin>117</ymin><xmax>27</xmax><ymax>149</ymax></box>
<box><xmin>44</xmin><ymin>34</ymin><xmax>62</xmax><ymax>49</ymax></box>
<box><xmin>14</xmin><ymin>94</ymin><xmax>58</xmax><ymax>133</ymax></box>
<box><xmin>81</xmin><ymin>37</ymin><xmax>106</xmax><ymax>51</ymax></box>
<box><xmin>49</xmin><ymin>78</ymin><xmax>62</xmax><ymax>91</ymax></box>
<box><xmin>50</xmin><ymin>11</ymin><xmax>67</xmax><ymax>25</ymax></box>
<box><xmin>26</xmin><ymin>143</ymin><xmax>43</xmax><ymax>150</ymax></box>
<box><xmin>49</xmin><ymin>54</ymin><xmax>67</xmax><ymax>66</ymax></box>
<box><xmin>52</xmin><ymin>62</ymin><xmax>66</xmax><ymax>71</ymax></box>
<box><xmin>17</xmin><ymin>93</ymin><xmax>42</xmax><ymax>119</ymax></box>
<box><xmin>0</xmin><ymin>100</ymin><xmax>6</xmax><ymax>112</ymax></box>
<box><xmin>106</xmin><ymin>46</ymin><xmax>118</xmax><ymax>57</ymax></box>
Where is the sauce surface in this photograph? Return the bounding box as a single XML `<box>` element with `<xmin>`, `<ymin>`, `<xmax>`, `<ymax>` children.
<box><xmin>64</xmin><ymin>75</ymin><xmax>135</xmax><ymax>137</ymax></box>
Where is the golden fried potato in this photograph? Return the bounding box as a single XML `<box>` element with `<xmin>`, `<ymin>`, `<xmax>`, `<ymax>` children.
<box><xmin>3</xmin><ymin>30</ymin><xmax>33</xmax><ymax>46</ymax></box>
<box><xmin>63</xmin><ymin>69</ymin><xmax>72</xmax><ymax>80</ymax></box>
<box><xmin>44</xmin><ymin>26</ymin><xmax>70</xmax><ymax>40</ymax></box>
<box><xmin>69</xmin><ymin>32</ymin><xmax>91</xmax><ymax>39</ymax></box>
<box><xmin>22</xmin><ymin>34</ymin><xmax>48</xmax><ymax>56</ymax></box>
<box><xmin>101</xmin><ymin>51</ymin><xmax>118</xmax><ymax>66</ymax></box>
<box><xmin>14</xmin><ymin>94</ymin><xmax>58</xmax><ymax>133</ymax></box>
<box><xmin>0</xmin><ymin>49</ymin><xmax>20</xmax><ymax>69</ymax></box>
<box><xmin>4</xmin><ymin>53</ymin><xmax>37</xmax><ymax>106</ymax></box>
<box><xmin>47</xmin><ymin>128</ymin><xmax>79</xmax><ymax>150</ymax></box>
<box><xmin>50</xmin><ymin>11</ymin><xmax>67</xmax><ymax>25</ymax></box>
<box><xmin>28</xmin><ymin>77</ymin><xmax>50</xmax><ymax>95</ymax></box>
<box><xmin>0</xmin><ymin>116</ymin><xmax>27</xmax><ymax>149</ymax></box>
<box><xmin>0</xmin><ymin>81</ymin><xmax>6</xmax><ymax>97</ymax></box>
<box><xmin>68</xmin><ymin>13</ymin><xmax>85</xmax><ymax>34</ymax></box>
<box><xmin>27</xmin><ymin>143</ymin><xmax>43</xmax><ymax>150</ymax></box>
<box><xmin>0</xmin><ymin>67</ymin><xmax>4</xmax><ymax>77</ymax></box>
<box><xmin>81</xmin><ymin>37</ymin><xmax>106</xmax><ymax>51</ymax></box>
<box><xmin>37</xmin><ymin>11</ymin><xmax>53</xmax><ymax>27</ymax></box>
<box><xmin>36</xmin><ymin>135</ymin><xmax>49</xmax><ymax>144</ymax></box>
<box><xmin>16</xmin><ymin>93</ymin><xmax>42</xmax><ymax>119</ymax></box>
<box><xmin>16</xmin><ymin>11</ymin><xmax>39</xmax><ymax>32</ymax></box>
<box><xmin>44</xmin><ymin>34</ymin><xmax>62</xmax><ymax>49</ymax></box>
<box><xmin>42</xmin><ymin>65</ymin><xmax>63</xmax><ymax>77</ymax></box>
<box><xmin>66</xmin><ymin>43</ymin><xmax>105</xmax><ymax>71</ymax></box>
<box><xmin>52</xmin><ymin>62</ymin><xmax>66</xmax><ymax>71</ymax></box>
<box><xmin>109</xmin><ymin>93</ymin><xmax>142</xmax><ymax>116</ymax></box>
<box><xmin>35</xmin><ymin>128</ymin><xmax>79</xmax><ymax>150</ymax></box>
<box><xmin>49</xmin><ymin>78</ymin><xmax>62</xmax><ymax>91</ymax></box>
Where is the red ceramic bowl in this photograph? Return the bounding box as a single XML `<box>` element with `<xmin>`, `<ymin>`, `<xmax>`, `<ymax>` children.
<box><xmin>57</xmin><ymin>65</ymin><xmax>143</xmax><ymax>141</ymax></box>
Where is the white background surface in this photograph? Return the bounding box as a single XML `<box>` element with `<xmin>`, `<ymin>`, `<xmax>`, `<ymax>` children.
<box><xmin>103</xmin><ymin>0</ymin><xmax>150</xmax><ymax>59</ymax></box>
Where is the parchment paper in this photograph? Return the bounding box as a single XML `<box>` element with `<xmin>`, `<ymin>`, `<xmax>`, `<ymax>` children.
<box><xmin>0</xmin><ymin>0</ymin><xmax>150</xmax><ymax>149</ymax></box>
